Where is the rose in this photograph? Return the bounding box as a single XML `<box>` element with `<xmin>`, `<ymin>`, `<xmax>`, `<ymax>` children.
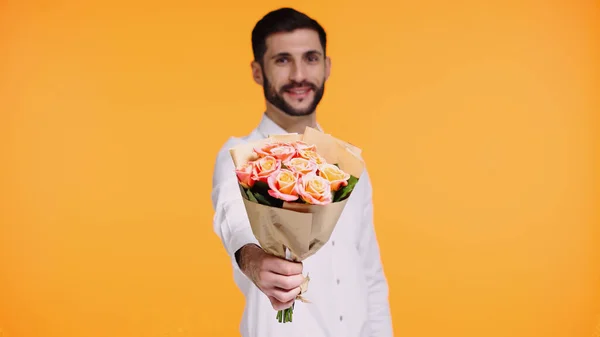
<box><xmin>292</xmin><ymin>141</ymin><xmax>317</xmax><ymax>152</ymax></box>
<box><xmin>235</xmin><ymin>161</ymin><xmax>255</xmax><ymax>188</ymax></box>
<box><xmin>284</xmin><ymin>157</ymin><xmax>318</xmax><ymax>175</ymax></box>
<box><xmin>252</xmin><ymin>156</ymin><xmax>281</xmax><ymax>183</ymax></box>
<box><xmin>268</xmin><ymin>144</ymin><xmax>297</xmax><ymax>162</ymax></box>
<box><xmin>297</xmin><ymin>172</ymin><xmax>333</xmax><ymax>205</ymax></box>
<box><xmin>267</xmin><ymin>169</ymin><xmax>299</xmax><ymax>201</ymax></box>
<box><xmin>318</xmin><ymin>164</ymin><xmax>350</xmax><ymax>191</ymax></box>
<box><xmin>297</xmin><ymin>149</ymin><xmax>327</xmax><ymax>165</ymax></box>
<box><xmin>254</xmin><ymin>142</ymin><xmax>296</xmax><ymax>162</ymax></box>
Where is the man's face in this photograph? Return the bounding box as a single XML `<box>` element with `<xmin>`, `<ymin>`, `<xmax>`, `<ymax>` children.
<box><xmin>257</xmin><ymin>28</ymin><xmax>330</xmax><ymax>117</ymax></box>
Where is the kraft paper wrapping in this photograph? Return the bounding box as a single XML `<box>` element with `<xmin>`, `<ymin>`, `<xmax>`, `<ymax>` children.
<box><xmin>229</xmin><ymin>127</ymin><xmax>365</xmax><ymax>300</ymax></box>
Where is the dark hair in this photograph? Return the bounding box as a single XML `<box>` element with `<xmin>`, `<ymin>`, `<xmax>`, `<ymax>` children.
<box><xmin>251</xmin><ymin>7</ymin><xmax>327</xmax><ymax>65</ymax></box>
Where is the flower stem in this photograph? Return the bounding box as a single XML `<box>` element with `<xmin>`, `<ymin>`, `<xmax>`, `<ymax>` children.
<box><xmin>276</xmin><ymin>303</ymin><xmax>295</xmax><ymax>323</ymax></box>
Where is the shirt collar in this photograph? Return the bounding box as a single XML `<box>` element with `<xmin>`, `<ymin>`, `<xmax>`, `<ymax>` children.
<box><xmin>257</xmin><ymin>113</ymin><xmax>323</xmax><ymax>138</ymax></box>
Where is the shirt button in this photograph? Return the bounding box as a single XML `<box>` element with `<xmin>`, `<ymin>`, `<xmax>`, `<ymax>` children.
<box><xmin>339</xmin><ymin>315</ymin><xmax>343</xmax><ymax>322</ymax></box>
<box><xmin>337</xmin><ymin>279</ymin><xmax>340</xmax><ymax>285</ymax></box>
<box><xmin>332</xmin><ymin>241</ymin><xmax>335</xmax><ymax>246</ymax></box>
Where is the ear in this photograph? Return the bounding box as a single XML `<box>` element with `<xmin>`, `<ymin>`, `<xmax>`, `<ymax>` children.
<box><xmin>250</xmin><ymin>61</ymin><xmax>264</xmax><ymax>85</ymax></box>
<box><xmin>325</xmin><ymin>56</ymin><xmax>332</xmax><ymax>80</ymax></box>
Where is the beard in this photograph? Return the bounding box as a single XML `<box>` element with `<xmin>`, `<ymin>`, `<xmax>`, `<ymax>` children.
<box><xmin>262</xmin><ymin>70</ymin><xmax>325</xmax><ymax>117</ymax></box>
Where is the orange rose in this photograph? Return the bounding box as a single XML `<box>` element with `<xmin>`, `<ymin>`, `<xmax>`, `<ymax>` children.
<box><xmin>318</xmin><ymin>164</ymin><xmax>350</xmax><ymax>191</ymax></box>
<box><xmin>252</xmin><ymin>156</ymin><xmax>281</xmax><ymax>183</ymax></box>
<box><xmin>267</xmin><ymin>169</ymin><xmax>299</xmax><ymax>201</ymax></box>
<box><xmin>297</xmin><ymin>173</ymin><xmax>332</xmax><ymax>205</ymax></box>
<box><xmin>297</xmin><ymin>149</ymin><xmax>326</xmax><ymax>165</ymax></box>
<box><xmin>284</xmin><ymin>157</ymin><xmax>318</xmax><ymax>175</ymax></box>
<box><xmin>235</xmin><ymin>161</ymin><xmax>255</xmax><ymax>188</ymax></box>
<box><xmin>254</xmin><ymin>142</ymin><xmax>296</xmax><ymax>162</ymax></box>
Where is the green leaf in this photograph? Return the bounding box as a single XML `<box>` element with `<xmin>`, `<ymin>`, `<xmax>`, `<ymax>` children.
<box><xmin>253</xmin><ymin>192</ymin><xmax>273</xmax><ymax>206</ymax></box>
<box><xmin>333</xmin><ymin>175</ymin><xmax>359</xmax><ymax>202</ymax></box>
<box><xmin>252</xmin><ymin>181</ymin><xmax>270</xmax><ymax>194</ymax></box>
<box><xmin>246</xmin><ymin>188</ymin><xmax>258</xmax><ymax>202</ymax></box>
<box><xmin>250</xmin><ymin>181</ymin><xmax>284</xmax><ymax>208</ymax></box>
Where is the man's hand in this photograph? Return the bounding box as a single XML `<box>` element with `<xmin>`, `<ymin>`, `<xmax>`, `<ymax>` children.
<box><xmin>237</xmin><ymin>244</ymin><xmax>304</xmax><ymax>310</ymax></box>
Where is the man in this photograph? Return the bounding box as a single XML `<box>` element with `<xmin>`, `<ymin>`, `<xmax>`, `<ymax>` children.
<box><xmin>211</xmin><ymin>7</ymin><xmax>393</xmax><ymax>337</ymax></box>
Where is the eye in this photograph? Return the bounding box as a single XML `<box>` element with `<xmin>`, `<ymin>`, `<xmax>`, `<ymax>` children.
<box><xmin>307</xmin><ymin>54</ymin><xmax>320</xmax><ymax>63</ymax></box>
<box><xmin>275</xmin><ymin>57</ymin><xmax>289</xmax><ymax>64</ymax></box>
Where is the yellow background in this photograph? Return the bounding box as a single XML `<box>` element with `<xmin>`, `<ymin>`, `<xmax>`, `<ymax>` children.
<box><xmin>1</xmin><ymin>1</ymin><xmax>599</xmax><ymax>336</ymax></box>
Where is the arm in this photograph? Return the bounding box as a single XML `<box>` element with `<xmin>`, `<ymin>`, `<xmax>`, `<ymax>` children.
<box><xmin>211</xmin><ymin>139</ymin><xmax>304</xmax><ymax>309</ymax></box>
<box><xmin>211</xmin><ymin>139</ymin><xmax>260</xmax><ymax>274</ymax></box>
<box><xmin>357</xmin><ymin>170</ymin><xmax>394</xmax><ymax>336</ymax></box>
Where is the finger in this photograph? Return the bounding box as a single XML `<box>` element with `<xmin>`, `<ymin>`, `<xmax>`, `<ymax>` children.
<box><xmin>266</xmin><ymin>258</ymin><xmax>303</xmax><ymax>276</ymax></box>
<box><xmin>268</xmin><ymin>296</ymin><xmax>295</xmax><ymax>311</ymax></box>
<box><xmin>263</xmin><ymin>272</ymin><xmax>305</xmax><ymax>291</ymax></box>
<box><xmin>269</xmin><ymin>286</ymin><xmax>301</xmax><ymax>304</ymax></box>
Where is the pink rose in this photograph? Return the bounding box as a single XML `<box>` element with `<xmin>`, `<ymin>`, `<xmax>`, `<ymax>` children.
<box><xmin>318</xmin><ymin>164</ymin><xmax>350</xmax><ymax>191</ymax></box>
<box><xmin>235</xmin><ymin>161</ymin><xmax>255</xmax><ymax>188</ymax></box>
<box><xmin>252</xmin><ymin>155</ymin><xmax>281</xmax><ymax>183</ymax></box>
<box><xmin>284</xmin><ymin>157</ymin><xmax>318</xmax><ymax>175</ymax></box>
<box><xmin>296</xmin><ymin>173</ymin><xmax>333</xmax><ymax>205</ymax></box>
<box><xmin>254</xmin><ymin>142</ymin><xmax>297</xmax><ymax>162</ymax></box>
<box><xmin>267</xmin><ymin>169</ymin><xmax>299</xmax><ymax>201</ymax></box>
<box><xmin>292</xmin><ymin>141</ymin><xmax>317</xmax><ymax>152</ymax></box>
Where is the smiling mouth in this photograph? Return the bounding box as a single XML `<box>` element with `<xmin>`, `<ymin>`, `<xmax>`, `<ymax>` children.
<box><xmin>285</xmin><ymin>87</ymin><xmax>312</xmax><ymax>100</ymax></box>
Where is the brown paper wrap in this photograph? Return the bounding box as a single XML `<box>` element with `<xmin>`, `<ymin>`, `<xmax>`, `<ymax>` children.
<box><xmin>229</xmin><ymin>127</ymin><xmax>365</xmax><ymax>301</ymax></box>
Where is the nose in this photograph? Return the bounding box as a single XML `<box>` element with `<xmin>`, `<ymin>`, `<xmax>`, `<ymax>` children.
<box><xmin>289</xmin><ymin>62</ymin><xmax>307</xmax><ymax>83</ymax></box>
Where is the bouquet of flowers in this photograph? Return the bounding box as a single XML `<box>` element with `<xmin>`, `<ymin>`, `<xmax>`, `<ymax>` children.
<box><xmin>229</xmin><ymin>126</ymin><xmax>365</xmax><ymax>323</ymax></box>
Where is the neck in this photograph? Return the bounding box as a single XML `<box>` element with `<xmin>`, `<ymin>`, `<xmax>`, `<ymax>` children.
<box><xmin>264</xmin><ymin>105</ymin><xmax>318</xmax><ymax>134</ymax></box>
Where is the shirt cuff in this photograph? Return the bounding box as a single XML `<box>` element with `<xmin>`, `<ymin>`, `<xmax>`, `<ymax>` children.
<box><xmin>227</xmin><ymin>226</ymin><xmax>260</xmax><ymax>272</ymax></box>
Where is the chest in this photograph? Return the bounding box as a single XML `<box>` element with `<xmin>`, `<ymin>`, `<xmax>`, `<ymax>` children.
<box><xmin>302</xmin><ymin>192</ymin><xmax>364</xmax><ymax>272</ymax></box>
<box><xmin>331</xmin><ymin>192</ymin><xmax>364</xmax><ymax>246</ymax></box>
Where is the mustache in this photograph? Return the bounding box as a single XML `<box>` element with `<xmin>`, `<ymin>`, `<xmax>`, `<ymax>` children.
<box><xmin>280</xmin><ymin>81</ymin><xmax>318</xmax><ymax>93</ymax></box>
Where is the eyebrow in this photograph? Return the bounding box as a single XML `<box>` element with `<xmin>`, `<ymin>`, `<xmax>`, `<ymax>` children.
<box><xmin>270</xmin><ymin>50</ymin><xmax>323</xmax><ymax>59</ymax></box>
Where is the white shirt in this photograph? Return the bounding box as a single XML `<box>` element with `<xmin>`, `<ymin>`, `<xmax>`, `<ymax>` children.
<box><xmin>211</xmin><ymin>114</ymin><xmax>393</xmax><ymax>337</ymax></box>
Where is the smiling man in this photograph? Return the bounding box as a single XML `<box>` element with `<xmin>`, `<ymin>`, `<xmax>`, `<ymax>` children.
<box><xmin>211</xmin><ymin>7</ymin><xmax>393</xmax><ymax>337</ymax></box>
<box><xmin>249</xmin><ymin>9</ymin><xmax>329</xmax><ymax>135</ymax></box>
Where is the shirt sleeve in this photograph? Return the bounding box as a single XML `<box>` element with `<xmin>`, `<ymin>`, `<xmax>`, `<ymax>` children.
<box><xmin>357</xmin><ymin>170</ymin><xmax>394</xmax><ymax>336</ymax></box>
<box><xmin>211</xmin><ymin>138</ymin><xmax>260</xmax><ymax>275</ymax></box>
